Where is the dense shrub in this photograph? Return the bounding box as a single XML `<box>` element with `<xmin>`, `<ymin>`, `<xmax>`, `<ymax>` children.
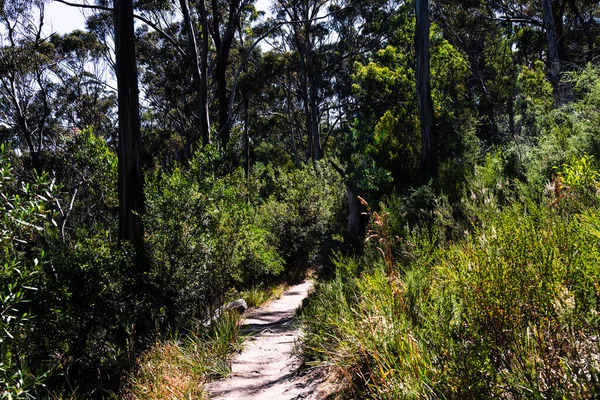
<box><xmin>144</xmin><ymin>150</ymin><xmax>286</xmax><ymax>328</ymax></box>
<box><xmin>257</xmin><ymin>160</ymin><xmax>345</xmax><ymax>279</ymax></box>
<box><xmin>9</xmin><ymin>130</ymin><xmax>138</xmax><ymax>395</ymax></box>
<box><xmin>303</xmin><ymin>163</ymin><xmax>600</xmax><ymax>399</ymax></box>
<box><xmin>0</xmin><ymin>145</ymin><xmax>57</xmax><ymax>398</ymax></box>
<box><xmin>44</xmin><ymin>127</ymin><xmax>118</xmax><ymax>236</ymax></box>
<box><xmin>521</xmin><ymin>64</ymin><xmax>600</xmax><ymax>201</ymax></box>
<box><xmin>32</xmin><ymin>235</ymin><xmax>138</xmax><ymax>395</ymax></box>
<box><xmin>1</xmin><ymin>131</ymin><xmax>345</xmax><ymax>397</ymax></box>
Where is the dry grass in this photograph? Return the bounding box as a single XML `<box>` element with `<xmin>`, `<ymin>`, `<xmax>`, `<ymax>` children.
<box><xmin>123</xmin><ymin>281</ymin><xmax>300</xmax><ymax>400</ymax></box>
<box><xmin>124</xmin><ymin>341</ymin><xmax>207</xmax><ymax>400</ymax></box>
<box><xmin>238</xmin><ymin>282</ymin><xmax>289</xmax><ymax>308</ymax></box>
<box><xmin>124</xmin><ymin>311</ymin><xmax>242</xmax><ymax>400</ymax></box>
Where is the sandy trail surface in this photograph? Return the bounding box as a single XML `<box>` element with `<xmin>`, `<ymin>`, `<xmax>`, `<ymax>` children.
<box><xmin>207</xmin><ymin>280</ymin><xmax>326</xmax><ymax>400</ymax></box>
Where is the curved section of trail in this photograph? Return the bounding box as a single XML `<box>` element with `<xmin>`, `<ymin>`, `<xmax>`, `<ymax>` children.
<box><xmin>207</xmin><ymin>280</ymin><xmax>325</xmax><ymax>400</ymax></box>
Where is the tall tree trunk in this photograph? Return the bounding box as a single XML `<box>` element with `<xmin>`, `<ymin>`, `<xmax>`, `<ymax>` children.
<box><xmin>198</xmin><ymin>0</ymin><xmax>211</xmax><ymax>144</ymax></box>
<box><xmin>180</xmin><ymin>0</ymin><xmax>210</xmax><ymax>146</ymax></box>
<box><xmin>553</xmin><ymin>0</ymin><xmax>565</xmax><ymax>59</ymax></box>
<box><xmin>114</xmin><ymin>0</ymin><xmax>144</xmax><ymax>247</ymax></box>
<box><xmin>508</xmin><ymin>89</ymin><xmax>516</xmax><ymax>138</ymax></box>
<box><xmin>329</xmin><ymin>159</ymin><xmax>365</xmax><ymax>252</ymax></box>
<box><xmin>287</xmin><ymin>80</ymin><xmax>300</xmax><ymax>168</ymax></box>
<box><xmin>542</xmin><ymin>0</ymin><xmax>563</xmax><ymax>105</ymax></box>
<box><xmin>346</xmin><ymin>185</ymin><xmax>364</xmax><ymax>252</ymax></box>
<box><xmin>16</xmin><ymin>113</ymin><xmax>39</xmax><ymax>169</ymax></box>
<box><xmin>210</xmin><ymin>0</ymin><xmax>240</xmax><ymax>147</ymax></box>
<box><xmin>301</xmin><ymin>53</ymin><xmax>313</xmax><ymax>162</ymax></box>
<box><xmin>416</xmin><ymin>0</ymin><xmax>437</xmax><ymax>183</ymax></box>
<box><xmin>299</xmin><ymin>27</ymin><xmax>315</xmax><ymax>161</ymax></box>
<box><xmin>243</xmin><ymin>96</ymin><xmax>250</xmax><ymax>179</ymax></box>
<box><xmin>310</xmin><ymin>73</ymin><xmax>322</xmax><ymax>160</ymax></box>
<box><xmin>216</xmin><ymin>49</ymin><xmax>230</xmax><ymax>146</ymax></box>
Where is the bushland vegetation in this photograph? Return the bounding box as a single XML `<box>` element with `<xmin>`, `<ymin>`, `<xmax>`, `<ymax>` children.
<box><xmin>302</xmin><ymin>67</ymin><xmax>600</xmax><ymax>399</ymax></box>
<box><xmin>2</xmin><ymin>0</ymin><xmax>600</xmax><ymax>398</ymax></box>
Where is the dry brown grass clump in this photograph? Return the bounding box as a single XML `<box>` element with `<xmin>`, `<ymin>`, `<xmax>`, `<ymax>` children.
<box><xmin>125</xmin><ymin>341</ymin><xmax>207</xmax><ymax>400</ymax></box>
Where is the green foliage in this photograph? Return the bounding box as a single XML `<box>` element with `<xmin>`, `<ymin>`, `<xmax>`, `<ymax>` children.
<box><xmin>7</xmin><ymin>4</ymin><xmax>600</xmax><ymax>399</ymax></box>
<box><xmin>45</xmin><ymin>127</ymin><xmax>118</xmax><ymax>234</ymax></box>
<box><xmin>351</xmin><ymin>44</ymin><xmax>421</xmax><ymax>192</ymax></box>
<box><xmin>518</xmin><ymin>61</ymin><xmax>554</xmax><ymax>113</ymax></box>
<box><xmin>381</xmin><ymin>183</ymin><xmax>453</xmax><ymax>245</ymax></box>
<box><xmin>522</xmin><ymin>66</ymin><xmax>600</xmax><ymax>200</ymax></box>
<box><xmin>304</xmin><ymin>199</ymin><xmax>600</xmax><ymax>398</ymax></box>
<box><xmin>551</xmin><ymin>154</ymin><xmax>600</xmax><ymax>212</ymax></box>
<box><xmin>143</xmin><ymin>147</ymin><xmax>343</xmax><ymax>328</ymax></box>
<box><xmin>144</xmin><ymin>147</ymin><xmax>285</xmax><ymax>328</ymax></box>
<box><xmin>557</xmin><ymin>154</ymin><xmax>599</xmax><ymax>192</ymax></box>
<box><xmin>350</xmin><ymin>22</ymin><xmax>477</xmax><ymax>195</ymax></box>
<box><xmin>233</xmin><ymin>283</ymin><xmax>287</xmax><ymax>309</ymax></box>
<box><xmin>256</xmin><ymin>160</ymin><xmax>345</xmax><ymax>279</ymax></box>
<box><xmin>0</xmin><ymin>145</ymin><xmax>56</xmax><ymax>398</ymax></box>
<box><xmin>461</xmin><ymin>149</ymin><xmax>517</xmax><ymax>215</ymax></box>
<box><xmin>0</xmin><ymin>134</ymin><xmax>134</xmax><ymax>397</ymax></box>
<box><xmin>32</xmin><ymin>233</ymin><xmax>138</xmax><ymax>394</ymax></box>
<box><xmin>0</xmin><ymin>137</ymin><xmax>345</xmax><ymax>397</ymax></box>
<box><xmin>303</xmin><ymin>158</ymin><xmax>600</xmax><ymax>398</ymax></box>
<box><xmin>6</xmin><ymin>130</ymin><xmax>129</xmax><ymax>396</ymax></box>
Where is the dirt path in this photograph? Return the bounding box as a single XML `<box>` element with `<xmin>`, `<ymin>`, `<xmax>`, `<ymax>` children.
<box><xmin>207</xmin><ymin>280</ymin><xmax>326</xmax><ymax>400</ymax></box>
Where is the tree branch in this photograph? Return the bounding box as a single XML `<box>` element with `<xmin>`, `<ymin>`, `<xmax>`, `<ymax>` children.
<box><xmin>53</xmin><ymin>0</ymin><xmax>188</xmax><ymax>57</ymax></box>
<box><xmin>216</xmin><ymin>5</ymin><xmax>356</xmax><ymax>139</ymax></box>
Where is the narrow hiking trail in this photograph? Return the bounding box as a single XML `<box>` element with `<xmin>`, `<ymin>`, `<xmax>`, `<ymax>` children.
<box><xmin>207</xmin><ymin>280</ymin><xmax>327</xmax><ymax>400</ymax></box>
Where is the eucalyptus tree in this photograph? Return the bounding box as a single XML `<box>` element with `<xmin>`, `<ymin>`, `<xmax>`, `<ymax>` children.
<box><xmin>541</xmin><ymin>0</ymin><xmax>562</xmax><ymax>104</ymax></box>
<box><xmin>114</xmin><ymin>0</ymin><xmax>144</xmax><ymax>247</ymax></box>
<box><xmin>0</xmin><ymin>0</ymin><xmax>54</xmax><ymax>168</ymax></box>
<box><xmin>237</xmin><ymin>49</ymin><xmax>306</xmax><ymax>169</ymax></box>
<box><xmin>273</xmin><ymin>0</ymin><xmax>331</xmax><ymax>161</ymax></box>
<box><xmin>207</xmin><ymin>0</ymin><xmax>257</xmax><ymax>146</ymax></box>
<box><xmin>50</xmin><ymin>30</ymin><xmax>116</xmax><ymax>136</ymax></box>
<box><xmin>416</xmin><ymin>0</ymin><xmax>437</xmax><ymax>181</ymax></box>
<box><xmin>180</xmin><ymin>0</ymin><xmax>210</xmax><ymax>144</ymax></box>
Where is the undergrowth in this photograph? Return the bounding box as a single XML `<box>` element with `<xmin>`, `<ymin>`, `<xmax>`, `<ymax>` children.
<box><xmin>302</xmin><ymin>154</ymin><xmax>600</xmax><ymax>399</ymax></box>
<box><xmin>233</xmin><ymin>283</ymin><xmax>289</xmax><ymax>308</ymax></box>
<box><xmin>124</xmin><ymin>282</ymin><xmax>289</xmax><ymax>399</ymax></box>
<box><xmin>125</xmin><ymin>311</ymin><xmax>242</xmax><ymax>400</ymax></box>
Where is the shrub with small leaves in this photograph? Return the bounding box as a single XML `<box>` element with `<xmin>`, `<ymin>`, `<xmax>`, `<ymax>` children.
<box><xmin>554</xmin><ymin>154</ymin><xmax>600</xmax><ymax>209</ymax></box>
<box><xmin>0</xmin><ymin>144</ymin><xmax>57</xmax><ymax>398</ymax></box>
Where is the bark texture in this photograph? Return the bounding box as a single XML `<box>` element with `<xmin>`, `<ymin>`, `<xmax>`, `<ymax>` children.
<box><xmin>180</xmin><ymin>0</ymin><xmax>211</xmax><ymax>145</ymax></box>
<box><xmin>114</xmin><ymin>0</ymin><xmax>144</xmax><ymax>247</ymax></box>
<box><xmin>346</xmin><ymin>185</ymin><xmax>364</xmax><ymax>251</ymax></box>
<box><xmin>542</xmin><ymin>0</ymin><xmax>563</xmax><ymax>105</ymax></box>
<box><xmin>416</xmin><ymin>0</ymin><xmax>438</xmax><ymax>182</ymax></box>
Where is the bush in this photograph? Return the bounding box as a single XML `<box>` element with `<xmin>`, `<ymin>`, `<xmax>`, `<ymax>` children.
<box><xmin>303</xmin><ymin>189</ymin><xmax>600</xmax><ymax>399</ymax></box>
<box><xmin>553</xmin><ymin>154</ymin><xmax>600</xmax><ymax>210</ymax></box>
<box><xmin>0</xmin><ymin>144</ymin><xmax>57</xmax><ymax>398</ymax></box>
<box><xmin>44</xmin><ymin>127</ymin><xmax>118</xmax><ymax>237</ymax></box>
<box><xmin>32</xmin><ymin>234</ymin><xmax>138</xmax><ymax>395</ymax></box>
<box><xmin>144</xmin><ymin>147</ymin><xmax>285</xmax><ymax>329</ymax></box>
<box><xmin>257</xmin><ymin>160</ymin><xmax>345</xmax><ymax>279</ymax></box>
<box><xmin>0</xmin><ymin>141</ymin><xmax>346</xmax><ymax>397</ymax></box>
<box><xmin>521</xmin><ymin>65</ymin><xmax>600</xmax><ymax>201</ymax></box>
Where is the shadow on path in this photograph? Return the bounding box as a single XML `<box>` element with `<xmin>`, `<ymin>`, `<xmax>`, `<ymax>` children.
<box><xmin>207</xmin><ymin>280</ymin><xmax>322</xmax><ymax>400</ymax></box>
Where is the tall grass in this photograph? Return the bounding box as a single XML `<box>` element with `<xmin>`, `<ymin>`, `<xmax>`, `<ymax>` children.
<box><xmin>123</xmin><ymin>281</ymin><xmax>292</xmax><ymax>399</ymax></box>
<box><xmin>125</xmin><ymin>311</ymin><xmax>243</xmax><ymax>400</ymax></box>
<box><xmin>303</xmin><ymin>187</ymin><xmax>600</xmax><ymax>398</ymax></box>
<box><xmin>234</xmin><ymin>283</ymin><xmax>289</xmax><ymax>308</ymax></box>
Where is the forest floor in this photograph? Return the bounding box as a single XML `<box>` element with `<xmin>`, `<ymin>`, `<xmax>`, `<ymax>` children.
<box><xmin>206</xmin><ymin>280</ymin><xmax>331</xmax><ymax>400</ymax></box>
